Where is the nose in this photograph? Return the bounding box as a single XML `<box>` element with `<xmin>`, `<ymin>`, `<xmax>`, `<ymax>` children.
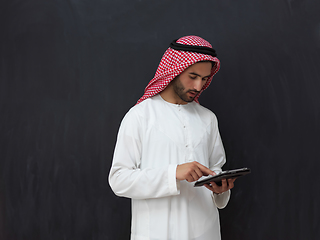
<box><xmin>193</xmin><ymin>79</ymin><xmax>204</xmax><ymax>92</ymax></box>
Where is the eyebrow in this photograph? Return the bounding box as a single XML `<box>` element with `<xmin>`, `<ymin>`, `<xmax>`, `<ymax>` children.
<box><xmin>189</xmin><ymin>72</ymin><xmax>211</xmax><ymax>78</ymax></box>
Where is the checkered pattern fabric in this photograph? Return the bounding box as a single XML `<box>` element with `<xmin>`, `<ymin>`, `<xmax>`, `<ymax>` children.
<box><xmin>136</xmin><ymin>35</ymin><xmax>220</xmax><ymax>105</ymax></box>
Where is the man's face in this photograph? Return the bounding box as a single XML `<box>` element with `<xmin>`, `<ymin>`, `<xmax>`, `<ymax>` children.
<box><xmin>171</xmin><ymin>61</ymin><xmax>212</xmax><ymax>103</ymax></box>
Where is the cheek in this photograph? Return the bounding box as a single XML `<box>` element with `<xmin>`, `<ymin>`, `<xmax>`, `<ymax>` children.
<box><xmin>186</xmin><ymin>79</ymin><xmax>196</xmax><ymax>89</ymax></box>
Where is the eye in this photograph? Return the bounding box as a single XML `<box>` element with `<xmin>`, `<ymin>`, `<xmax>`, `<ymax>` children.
<box><xmin>202</xmin><ymin>77</ymin><xmax>209</xmax><ymax>81</ymax></box>
<box><xmin>189</xmin><ymin>75</ymin><xmax>197</xmax><ymax>80</ymax></box>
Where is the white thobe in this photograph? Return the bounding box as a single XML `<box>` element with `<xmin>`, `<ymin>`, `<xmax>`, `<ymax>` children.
<box><xmin>109</xmin><ymin>94</ymin><xmax>230</xmax><ymax>240</ymax></box>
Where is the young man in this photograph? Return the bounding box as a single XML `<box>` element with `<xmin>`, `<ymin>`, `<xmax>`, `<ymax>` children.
<box><xmin>109</xmin><ymin>35</ymin><xmax>235</xmax><ymax>240</ymax></box>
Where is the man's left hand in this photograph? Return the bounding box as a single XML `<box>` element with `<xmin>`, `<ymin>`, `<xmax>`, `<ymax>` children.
<box><xmin>204</xmin><ymin>178</ymin><xmax>236</xmax><ymax>194</ymax></box>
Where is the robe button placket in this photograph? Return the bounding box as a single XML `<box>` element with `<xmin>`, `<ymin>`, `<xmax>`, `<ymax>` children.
<box><xmin>178</xmin><ymin>106</ymin><xmax>189</xmax><ymax>150</ymax></box>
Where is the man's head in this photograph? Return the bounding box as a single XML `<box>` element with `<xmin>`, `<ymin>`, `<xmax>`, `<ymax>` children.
<box><xmin>136</xmin><ymin>36</ymin><xmax>220</xmax><ymax>105</ymax></box>
<box><xmin>163</xmin><ymin>61</ymin><xmax>212</xmax><ymax>104</ymax></box>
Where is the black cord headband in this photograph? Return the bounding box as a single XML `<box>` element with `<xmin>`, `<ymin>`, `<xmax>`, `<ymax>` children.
<box><xmin>169</xmin><ymin>39</ymin><xmax>217</xmax><ymax>57</ymax></box>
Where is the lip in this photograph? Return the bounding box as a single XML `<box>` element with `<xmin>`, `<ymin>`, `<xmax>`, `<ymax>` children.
<box><xmin>188</xmin><ymin>91</ymin><xmax>197</xmax><ymax>97</ymax></box>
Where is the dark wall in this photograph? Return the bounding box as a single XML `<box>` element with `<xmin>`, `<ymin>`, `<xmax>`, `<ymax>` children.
<box><xmin>1</xmin><ymin>0</ymin><xmax>320</xmax><ymax>239</ymax></box>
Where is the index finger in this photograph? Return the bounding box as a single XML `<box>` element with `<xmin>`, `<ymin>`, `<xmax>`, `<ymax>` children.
<box><xmin>194</xmin><ymin>162</ymin><xmax>214</xmax><ymax>176</ymax></box>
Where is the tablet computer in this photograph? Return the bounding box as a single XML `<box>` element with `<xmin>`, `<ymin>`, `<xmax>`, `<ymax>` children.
<box><xmin>194</xmin><ymin>167</ymin><xmax>251</xmax><ymax>187</ymax></box>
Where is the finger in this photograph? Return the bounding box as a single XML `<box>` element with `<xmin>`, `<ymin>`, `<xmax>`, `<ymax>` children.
<box><xmin>190</xmin><ymin>170</ymin><xmax>200</xmax><ymax>182</ymax></box>
<box><xmin>194</xmin><ymin>167</ymin><xmax>203</xmax><ymax>179</ymax></box>
<box><xmin>227</xmin><ymin>178</ymin><xmax>235</xmax><ymax>189</ymax></box>
<box><xmin>230</xmin><ymin>177</ymin><xmax>237</xmax><ymax>183</ymax></box>
<box><xmin>194</xmin><ymin>162</ymin><xmax>214</xmax><ymax>176</ymax></box>
<box><xmin>210</xmin><ymin>181</ymin><xmax>221</xmax><ymax>194</ymax></box>
<box><xmin>204</xmin><ymin>184</ymin><xmax>213</xmax><ymax>191</ymax></box>
<box><xmin>186</xmin><ymin>174</ymin><xmax>195</xmax><ymax>182</ymax></box>
<box><xmin>221</xmin><ymin>179</ymin><xmax>228</xmax><ymax>192</ymax></box>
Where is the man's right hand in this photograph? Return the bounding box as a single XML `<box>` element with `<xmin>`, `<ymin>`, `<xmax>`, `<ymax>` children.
<box><xmin>176</xmin><ymin>161</ymin><xmax>215</xmax><ymax>182</ymax></box>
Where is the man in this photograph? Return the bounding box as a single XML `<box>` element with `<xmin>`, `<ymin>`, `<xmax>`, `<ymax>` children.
<box><xmin>109</xmin><ymin>35</ymin><xmax>235</xmax><ymax>240</ymax></box>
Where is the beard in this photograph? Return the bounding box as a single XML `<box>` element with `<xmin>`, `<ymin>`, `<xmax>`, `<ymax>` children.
<box><xmin>172</xmin><ymin>77</ymin><xmax>200</xmax><ymax>103</ymax></box>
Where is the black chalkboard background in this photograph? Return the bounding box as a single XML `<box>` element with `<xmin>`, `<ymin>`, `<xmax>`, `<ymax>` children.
<box><xmin>1</xmin><ymin>0</ymin><xmax>320</xmax><ymax>239</ymax></box>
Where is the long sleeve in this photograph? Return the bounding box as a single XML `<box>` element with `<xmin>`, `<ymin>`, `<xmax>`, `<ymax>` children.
<box><xmin>108</xmin><ymin>109</ymin><xmax>180</xmax><ymax>199</ymax></box>
<box><xmin>208</xmin><ymin>114</ymin><xmax>231</xmax><ymax>209</ymax></box>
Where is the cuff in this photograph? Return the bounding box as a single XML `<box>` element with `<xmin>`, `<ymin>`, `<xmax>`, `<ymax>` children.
<box><xmin>212</xmin><ymin>189</ymin><xmax>231</xmax><ymax>209</ymax></box>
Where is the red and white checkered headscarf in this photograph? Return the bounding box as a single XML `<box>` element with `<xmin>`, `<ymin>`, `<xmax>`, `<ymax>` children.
<box><xmin>136</xmin><ymin>35</ymin><xmax>220</xmax><ymax>105</ymax></box>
